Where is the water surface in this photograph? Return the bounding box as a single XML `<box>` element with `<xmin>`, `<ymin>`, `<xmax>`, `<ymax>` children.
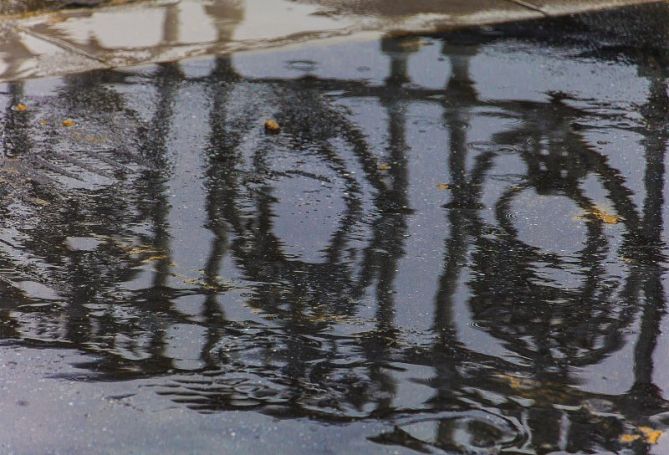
<box><xmin>1</xmin><ymin>10</ymin><xmax>669</xmax><ymax>453</ymax></box>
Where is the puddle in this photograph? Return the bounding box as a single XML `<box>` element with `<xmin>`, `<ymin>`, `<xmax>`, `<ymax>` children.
<box><xmin>1</xmin><ymin>4</ymin><xmax>669</xmax><ymax>453</ymax></box>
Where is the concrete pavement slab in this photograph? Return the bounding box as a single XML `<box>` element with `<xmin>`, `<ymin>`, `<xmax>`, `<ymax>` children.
<box><xmin>296</xmin><ymin>0</ymin><xmax>538</xmax><ymax>18</ymax></box>
<box><xmin>0</xmin><ymin>0</ymin><xmax>663</xmax><ymax>82</ymax></box>
<box><xmin>18</xmin><ymin>0</ymin><xmax>541</xmax><ymax>69</ymax></box>
<box><xmin>519</xmin><ymin>0</ymin><xmax>664</xmax><ymax>14</ymax></box>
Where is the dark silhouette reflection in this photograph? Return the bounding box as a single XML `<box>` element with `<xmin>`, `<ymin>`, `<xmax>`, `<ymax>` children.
<box><xmin>0</xmin><ymin>14</ymin><xmax>668</xmax><ymax>454</ymax></box>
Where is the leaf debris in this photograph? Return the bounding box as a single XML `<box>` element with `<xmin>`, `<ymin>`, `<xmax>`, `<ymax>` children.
<box><xmin>639</xmin><ymin>426</ymin><xmax>663</xmax><ymax>444</ymax></box>
<box><xmin>575</xmin><ymin>205</ymin><xmax>622</xmax><ymax>224</ymax></box>
<box><xmin>619</xmin><ymin>426</ymin><xmax>663</xmax><ymax>445</ymax></box>
<box><xmin>264</xmin><ymin>119</ymin><xmax>280</xmax><ymax>134</ymax></box>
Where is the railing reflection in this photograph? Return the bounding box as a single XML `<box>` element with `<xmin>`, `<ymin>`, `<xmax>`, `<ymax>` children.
<box><xmin>0</xmin><ymin>21</ymin><xmax>667</xmax><ymax>453</ymax></box>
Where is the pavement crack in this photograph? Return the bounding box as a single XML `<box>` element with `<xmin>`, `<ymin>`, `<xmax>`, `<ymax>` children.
<box><xmin>504</xmin><ymin>0</ymin><xmax>549</xmax><ymax>15</ymax></box>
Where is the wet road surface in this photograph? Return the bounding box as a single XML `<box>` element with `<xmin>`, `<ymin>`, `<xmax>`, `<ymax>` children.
<box><xmin>2</xmin><ymin>5</ymin><xmax>669</xmax><ymax>453</ymax></box>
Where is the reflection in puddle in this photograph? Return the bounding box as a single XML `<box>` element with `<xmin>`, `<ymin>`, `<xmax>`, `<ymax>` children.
<box><xmin>0</xmin><ymin>0</ymin><xmax>655</xmax><ymax>82</ymax></box>
<box><xmin>2</xmin><ymin>10</ymin><xmax>669</xmax><ymax>453</ymax></box>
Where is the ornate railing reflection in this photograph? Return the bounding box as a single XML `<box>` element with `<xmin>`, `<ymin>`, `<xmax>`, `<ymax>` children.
<box><xmin>0</xmin><ymin>22</ymin><xmax>666</xmax><ymax>453</ymax></box>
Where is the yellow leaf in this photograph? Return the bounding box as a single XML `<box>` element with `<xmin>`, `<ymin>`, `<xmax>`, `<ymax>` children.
<box><xmin>378</xmin><ymin>162</ymin><xmax>392</xmax><ymax>171</ymax></box>
<box><xmin>639</xmin><ymin>426</ymin><xmax>663</xmax><ymax>444</ymax></box>
<box><xmin>620</xmin><ymin>434</ymin><xmax>641</xmax><ymax>444</ymax></box>
<box><xmin>578</xmin><ymin>205</ymin><xmax>621</xmax><ymax>224</ymax></box>
<box><xmin>495</xmin><ymin>373</ymin><xmax>535</xmax><ymax>390</ymax></box>
<box><xmin>141</xmin><ymin>254</ymin><xmax>169</xmax><ymax>264</ymax></box>
<box><xmin>436</xmin><ymin>183</ymin><xmax>451</xmax><ymax>190</ymax></box>
<box><xmin>264</xmin><ymin>119</ymin><xmax>280</xmax><ymax>134</ymax></box>
<box><xmin>14</xmin><ymin>103</ymin><xmax>27</xmax><ymax>112</ymax></box>
<box><xmin>62</xmin><ymin>119</ymin><xmax>76</xmax><ymax>127</ymax></box>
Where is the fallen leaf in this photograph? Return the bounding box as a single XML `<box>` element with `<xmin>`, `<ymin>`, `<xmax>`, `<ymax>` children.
<box><xmin>62</xmin><ymin>119</ymin><xmax>76</xmax><ymax>127</ymax></box>
<box><xmin>124</xmin><ymin>245</ymin><xmax>164</xmax><ymax>256</ymax></box>
<box><xmin>495</xmin><ymin>373</ymin><xmax>536</xmax><ymax>391</ymax></box>
<box><xmin>378</xmin><ymin>162</ymin><xmax>392</xmax><ymax>171</ymax></box>
<box><xmin>577</xmin><ymin>205</ymin><xmax>621</xmax><ymax>224</ymax></box>
<box><xmin>620</xmin><ymin>434</ymin><xmax>641</xmax><ymax>444</ymax></box>
<box><xmin>14</xmin><ymin>103</ymin><xmax>27</xmax><ymax>112</ymax></box>
<box><xmin>264</xmin><ymin>119</ymin><xmax>280</xmax><ymax>134</ymax></box>
<box><xmin>436</xmin><ymin>183</ymin><xmax>451</xmax><ymax>190</ymax></box>
<box><xmin>141</xmin><ymin>254</ymin><xmax>169</xmax><ymax>264</ymax></box>
<box><xmin>639</xmin><ymin>426</ymin><xmax>663</xmax><ymax>444</ymax></box>
<box><xmin>591</xmin><ymin>207</ymin><xmax>621</xmax><ymax>224</ymax></box>
<box><xmin>620</xmin><ymin>427</ymin><xmax>664</xmax><ymax>445</ymax></box>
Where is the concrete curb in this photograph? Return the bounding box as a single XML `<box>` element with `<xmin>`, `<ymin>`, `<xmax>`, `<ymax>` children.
<box><xmin>0</xmin><ymin>0</ymin><xmax>663</xmax><ymax>82</ymax></box>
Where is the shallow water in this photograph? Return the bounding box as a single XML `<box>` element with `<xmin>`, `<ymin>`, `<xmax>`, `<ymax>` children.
<box><xmin>2</xmin><ymin>9</ymin><xmax>669</xmax><ymax>453</ymax></box>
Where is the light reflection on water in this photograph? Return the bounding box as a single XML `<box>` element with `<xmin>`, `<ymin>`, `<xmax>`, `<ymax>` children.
<box><xmin>1</xmin><ymin>11</ymin><xmax>669</xmax><ymax>452</ymax></box>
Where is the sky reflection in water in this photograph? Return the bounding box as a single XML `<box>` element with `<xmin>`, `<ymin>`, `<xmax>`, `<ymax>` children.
<box><xmin>0</xmin><ymin>14</ymin><xmax>669</xmax><ymax>453</ymax></box>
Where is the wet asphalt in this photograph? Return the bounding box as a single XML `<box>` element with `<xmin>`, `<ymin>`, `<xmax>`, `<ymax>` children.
<box><xmin>1</xmin><ymin>3</ymin><xmax>669</xmax><ymax>453</ymax></box>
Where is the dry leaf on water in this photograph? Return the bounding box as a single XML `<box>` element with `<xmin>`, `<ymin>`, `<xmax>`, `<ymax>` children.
<box><xmin>264</xmin><ymin>119</ymin><xmax>280</xmax><ymax>134</ymax></box>
<box><xmin>575</xmin><ymin>205</ymin><xmax>621</xmax><ymax>224</ymax></box>
<box><xmin>495</xmin><ymin>373</ymin><xmax>536</xmax><ymax>391</ymax></box>
<box><xmin>590</xmin><ymin>206</ymin><xmax>621</xmax><ymax>224</ymax></box>
<box><xmin>619</xmin><ymin>434</ymin><xmax>641</xmax><ymax>443</ymax></box>
<box><xmin>639</xmin><ymin>426</ymin><xmax>663</xmax><ymax>444</ymax></box>
<box><xmin>619</xmin><ymin>426</ymin><xmax>663</xmax><ymax>445</ymax></box>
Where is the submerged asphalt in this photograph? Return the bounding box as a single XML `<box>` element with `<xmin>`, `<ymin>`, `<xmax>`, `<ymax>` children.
<box><xmin>0</xmin><ymin>1</ymin><xmax>668</xmax><ymax>453</ymax></box>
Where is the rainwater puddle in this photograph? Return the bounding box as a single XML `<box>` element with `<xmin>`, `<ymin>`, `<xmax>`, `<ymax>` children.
<box><xmin>1</xmin><ymin>5</ymin><xmax>669</xmax><ymax>453</ymax></box>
